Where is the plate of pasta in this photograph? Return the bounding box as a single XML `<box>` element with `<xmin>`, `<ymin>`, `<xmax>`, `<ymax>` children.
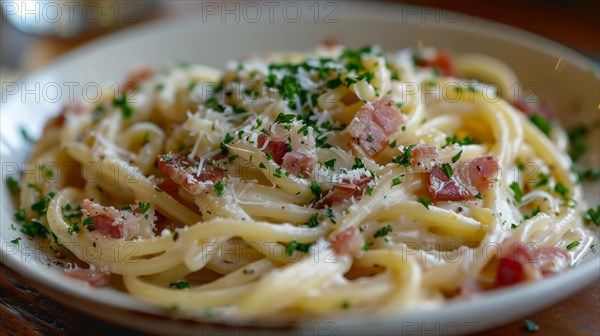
<box><xmin>1</xmin><ymin>2</ymin><xmax>598</xmax><ymax>335</ymax></box>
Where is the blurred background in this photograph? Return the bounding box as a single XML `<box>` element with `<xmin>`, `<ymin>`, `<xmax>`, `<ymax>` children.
<box><xmin>1</xmin><ymin>0</ymin><xmax>599</xmax><ymax>85</ymax></box>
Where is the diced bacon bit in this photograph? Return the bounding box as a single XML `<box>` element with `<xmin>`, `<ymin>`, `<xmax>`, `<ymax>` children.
<box><xmin>281</xmin><ymin>151</ymin><xmax>317</xmax><ymax>177</ymax></box>
<box><xmin>317</xmin><ymin>174</ymin><xmax>373</xmax><ymax>208</ymax></box>
<box><xmin>45</xmin><ymin>101</ymin><xmax>88</xmax><ymax>129</ymax></box>
<box><xmin>123</xmin><ymin>67</ymin><xmax>153</xmax><ymax>93</ymax></box>
<box><xmin>348</xmin><ymin>97</ymin><xmax>404</xmax><ymax>158</ymax></box>
<box><xmin>513</xmin><ymin>98</ymin><xmax>555</xmax><ymax>119</ymax></box>
<box><xmin>494</xmin><ymin>239</ymin><xmax>536</xmax><ymax>288</ymax></box>
<box><xmin>415</xmin><ymin>51</ymin><xmax>454</xmax><ymax>76</ymax></box>
<box><xmin>322</xmin><ymin>36</ymin><xmax>339</xmax><ymax>48</ymax></box>
<box><xmin>64</xmin><ymin>268</ymin><xmax>111</xmax><ymax>288</ymax></box>
<box><xmin>257</xmin><ymin>130</ymin><xmax>317</xmax><ymax>177</ymax></box>
<box><xmin>410</xmin><ymin>145</ymin><xmax>438</xmax><ymax>171</ymax></box>
<box><xmin>82</xmin><ymin>199</ymin><xmax>124</xmax><ymax>239</ymax></box>
<box><xmin>257</xmin><ymin>133</ymin><xmax>289</xmax><ymax>165</ymax></box>
<box><xmin>157</xmin><ymin>153</ymin><xmax>223</xmax><ymax>195</ymax></box>
<box><xmin>329</xmin><ymin>227</ymin><xmax>365</xmax><ymax>258</ymax></box>
<box><xmin>427</xmin><ymin>155</ymin><xmax>499</xmax><ymax>201</ymax></box>
<box><xmin>534</xmin><ymin>246</ymin><xmax>571</xmax><ymax>276</ymax></box>
<box><xmin>82</xmin><ymin>199</ymin><xmax>155</xmax><ymax>240</ymax></box>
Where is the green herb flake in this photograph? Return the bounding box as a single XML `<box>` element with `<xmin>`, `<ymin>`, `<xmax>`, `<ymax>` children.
<box><xmin>113</xmin><ymin>94</ymin><xmax>134</xmax><ymax>119</ymax></box>
<box><xmin>286</xmin><ymin>240</ymin><xmax>312</xmax><ymax>256</ymax></box>
<box><xmin>530</xmin><ymin>113</ymin><xmax>551</xmax><ymax>136</ymax></box>
<box><xmin>524</xmin><ymin>320</ymin><xmax>539</xmax><ymax>332</ymax></box>
<box><xmin>214</xmin><ymin>181</ymin><xmax>224</xmax><ymax>196</ymax></box>
<box><xmin>441</xmin><ymin>163</ymin><xmax>453</xmax><ymax>179</ymax></box>
<box><xmin>374</xmin><ymin>225</ymin><xmax>393</xmax><ymax>238</ymax></box>
<box><xmin>392</xmin><ymin>144</ymin><xmax>416</xmax><ymax>167</ymax></box>
<box><xmin>324</xmin><ymin>159</ymin><xmax>336</xmax><ymax>170</ymax></box>
<box><xmin>273</xmin><ymin>168</ymin><xmax>283</xmax><ymax>178</ymax></box>
<box><xmin>362</xmin><ymin>242</ymin><xmax>374</xmax><ymax>251</ymax></box>
<box><xmin>583</xmin><ymin>205</ymin><xmax>599</xmax><ymax>226</ymax></box>
<box><xmin>310</xmin><ymin>181</ymin><xmax>322</xmax><ymax>199</ymax></box>
<box><xmin>169</xmin><ymin>280</ymin><xmax>190</xmax><ymax>289</ymax></box>
<box><xmin>418</xmin><ymin>197</ymin><xmax>433</xmax><ymax>209</ymax></box>
<box><xmin>31</xmin><ymin>192</ymin><xmax>56</xmax><ymax>216</ymax></box>
<box><xmin>566</xmin><ymin>241</ymin><xmax>579</xmax><ymax>250</ymax></box>
<box><xmin>391</xmin><ymin>177</ymin><xmax>401</xmax><ymax>186</ymax></box>
<box><xmin>21</xmin><ymin>218</ymin><xmax>47</xmax><ymax>238</ymax></box>
<box><xmin>352</xmin><ymin>157</ymin><xmax>365</xmax><ymax>170</ymax></box>
<box><xmin>138</xmin><ymin>202</ymin><xmax>150</xmax><ymax>214</ymax></box>
<box><xmin>389</xmin><ymin>140</ymin><xmax>397</xmax><ymax>148</ymax></box>
<box><xmin>306</xmin><ymin>213</ymin><xmax>319</xmax><ymax>228</ymax></box>
<box><xmin>554</xmin><ymin>183</ymin><xmax>569</xmax><ymax>197</ymax></box>
<box><xmin>451</xmin><ymin>150</ymin><xmax>462</xmax><ymax>164</ymax></box>
<box><xmin>509</xmin><ymin>182</ymin><xmax>523</xmax><ymax>202</ymax></box>
<box><xmin>325</xmin><ymin>208</ymin><xmax>336</xmax><ymax>224</ymax></box>
<box><xmin>275</xmin><ymin>113</ymin><xmax>296</xmax><ymax>124</ymax></box>
<box><xmin>258</xmin><ymin>162</ymin><xmax>267</xmax><ymax>169</ymax></box>
<box><xmin>534</xmin><ymin>173</ymin><xmax>549</xmax><ymax>187</ymax></box>
<box><xmin>5</xmin><ymin>176</ymin><xmax>20</xmax><ymax>194</ymax></box>
<box><xmin>366</xmin><ymin>187</ymin><xmax>373</xmax><ymax>196</ymax></box>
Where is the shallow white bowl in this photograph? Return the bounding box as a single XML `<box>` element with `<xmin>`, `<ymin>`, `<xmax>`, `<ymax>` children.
<box><xmin>1</xmin><ymin>2</ymin><xmax>598</xmax><ymax>335</ymax></box>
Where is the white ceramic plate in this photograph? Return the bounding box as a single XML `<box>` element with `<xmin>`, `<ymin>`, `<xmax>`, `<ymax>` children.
<box><xmin>1</xmin><ymin>2</ymin><xmax>598</xmax><ymax>335</ymax></box>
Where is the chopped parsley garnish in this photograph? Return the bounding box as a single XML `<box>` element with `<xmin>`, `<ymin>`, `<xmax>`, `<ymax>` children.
<box><xmin>451</xmin><ymin>150</ymin><xmax>462</xmax><ymax>164</ymax></box>
<box><xmin>475</xmin><ymin>193</ymin><xmax>484</xmax><ymax>200</ymax></box>
<box><xmin>523</xmin><ymin>207</ymin><xmax>541</xmax><ymax>221</ymax></box>
<box><xmin>5</xmin><ymin>176</ymin><xmax>20</xmax><ymax>194</ymax></box>
<box><xmin>389</xmin><ymin>140</ymin><xmax>397</xmax><ymax>148</ymax></box>
<box><xmin>566</xmin><ymin>241</ymin><xmax>579</xmax><ymax>250</ymax></box>
<box><xmin>82</xmin><ymin>216</ymin><xmax>95</xmax><ymax>231</ymax></box>
<box><xmin>418</xmin><ymin>197</ymin><xmax>433</xmax><ymax>209</ymax></box>
<box><xmin>113</xmin><ymin>94</ymin><xmax>133</xmax><ymax>118</ymax></box>
<box><xmin>366</xmin><ymin>187</ymin><xmax>373</xmax><ymax>196</ymax></box>
<box><xmin>530</xmin><ymin>113</ymin><xmax>551</xmax><ymax>136</ymax></box>
<box><xmin>232</xmin><ymin>106</ymin><xmax>247</xmax><ymax>114</ymax></box>
<box><xmin>373</xmin><ymin>225</ymin><xmax>393</xmax><ymax>238</ymax></box>
<box><xmin>392</xmin><ymin>144</ymin><xmax>416</xmax><ymax>167</ymax></box>
<box><xmin>187</xmin><ymin>81</ymin><xmax>197</xmax><ymax>91</ymax></box>
<box><xmin>575</xmin><ymin>167</ymin><xmax>600</xmax><ymax>182</ymax></box>
<box><xmin>366</xmin><ymin>135</ymin><xmax>374</xmax><ymax>142</ymax></box>
<box><xmin>265</xmin><ymin>153</ymin><xmax>273</xmax><ymax>161</ymax></box>
<box><xmin>567</xmin><ymin>124</ymin><xmax>587</xmax><ymax>161</ymax></box>
<box><xmin>326</xmin><ymin>76</ymin><xmax>343</xmax><ymax>89</ymax></box>
<box><xmin>273</xmin><ymin>168</ymin><xmax>283</xmax><ymax>178</ymax></box>
<box><xmin>441</xmin><ymin>163</ymin><xmax>453</xmax><ymax>179</ymax></box>
<box><xmin>511</xmin><ymin>223</ymin><xmax>519</xmax><ymax>229</ymax></box>
<box><xmin>583</xmin><ymin>205</ymin><xmax>599</xmax><ymax>226</ymax></box>
<box><xmin>310</xmin><ymin>181</ymin><xmax>322</xmax><ymax>199</ymax></box>
<box><xmin>258</xmin><ymin>162</ymin><xmax>267</xmax><ymax>169</ymax></box>
<box><xmin>214</xmin><ymin>181</ymin><xmax>224</xmax><ymax>196</ymax></box>
<box><xmin>325</xmin><ymin>208</ymin><xmax>336</xmax><ymax>224</ymax></box>
<box><xmin>286</xmin><ymin>240</ymin><xmax>312</xmax><ymax>256</ymax></box>
<box><xmin>21</xmin><ymin>218</ymin><xmax>47</xmax><ymax>237</ymax></box>
<box><xmin>306</xmin><ymin>213</ymin><xmax>319</xmax><ymax>228</ymax></box>
<box><xmin>362</xmin><ymin>242</ymin><xmax>374</xmax><ymax>251</ymax></box>
<box><xmin>10</xmin><ymin>237</ymin><xmax>21</xmax><ymax>245</ymax></box>
<box><xmin>169</xmin><ymin>281</ymin><xmax>190</xmax><ymax>289</ymax></box>
<box><xmin>324</xmin><ymin>159</ymin><xmax>336</xmax><ymax>170</ymax></box>
<box><xmin>352</xmin><ymin>157</ymin><xmax>365</xmax><ymax>170</ymax></box>
<box><xmin>15</xmin><ymin>208</ymin><xmax>25</xmax><ymax>221</ymax></box>
<box><xmin>534</xmin><ymin>173</ymin><xmax>549</xmax><ymax>187</ymax></box>
<box><xmin>509</xmin><ymin>182</ymin><xmax>523</xmax><ymax>202</ymax></box>
<box><xmin>20</xmin><ymin>127</ymin><xmax>33</xmax><ymax>143</ymax></box>
<box><xmin>444</xmin><ymin>135</ymin><xmax>478</xmax><ymax>147</ymax></box>
<box><xmin>219</xmin><ymin>133</ymin><xmax>235</xmax><ymax>155</ymax></box>
<box><xmin>31</xmin><ymin>191</ymin><xmax>56</xmax><ymax>216</ymax></box>
<box><xmin>138</xmin><ymin>202</ymin><xmax>150</xmax><ymax>214</ymax></box>
<box><xmin>275</xmin><ymin>113</ymin><xmax>296</xmax><ymax>124</ymax></box>
<box><xmin>524</xmin><ymin>320</ymin><xmax>539</xmax><ymax>332</ymax></box>
<box><xmin>554</xmin><ymin>183</ymin><xmax>569</xmax><ymax>197</ymax></box>
<box><xmin>391</xmin><ymin>177</ymin><xmax>401</xmax><ymax>186</ymax></box>
<box><xmin>27</xmin><ymin>183</ymin><xmax>42</xmax><ymax>192</ymax></box>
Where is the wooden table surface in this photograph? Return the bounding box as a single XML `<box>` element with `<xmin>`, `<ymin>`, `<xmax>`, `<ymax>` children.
<box><xmin>1</xmin><ymin>1</ymin><xmax>598</xmax><ymax>335</ymax></box>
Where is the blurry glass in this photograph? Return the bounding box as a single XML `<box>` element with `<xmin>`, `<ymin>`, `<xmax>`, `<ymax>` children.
<box><xmin>1</xmin><ymin>0</ymin><xmax>159</xmax><ymax>38</ymax></box>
